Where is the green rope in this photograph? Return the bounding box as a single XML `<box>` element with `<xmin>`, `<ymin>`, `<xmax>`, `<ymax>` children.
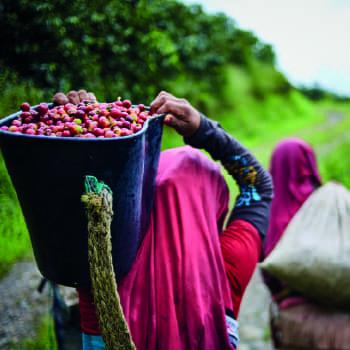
<box><xmin>84</xmin><ymin>175</ymin><xmax>112</xmax><ymax>195</ymax></box>
<box><xmin>82</xmin><ymin>175</ymin><xmax>136</xmax><ymax>350</ymax></box>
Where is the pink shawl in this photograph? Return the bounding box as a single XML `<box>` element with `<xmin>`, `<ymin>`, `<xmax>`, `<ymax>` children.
<box><xmin>264</xmin><ymin>138</ymin><xmax>321</xmax><ymax>257</ymax></box>
<box><xmin>118</xmin><ymin>146</ymin><xmax>234</xmax><ymax>349</ymax></box>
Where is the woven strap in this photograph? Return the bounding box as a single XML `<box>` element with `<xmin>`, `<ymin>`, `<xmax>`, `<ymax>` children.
<box><xmin>82</xmin><ymin>176</ymin><xmax>136</xmax><ymax>350</ymax></box>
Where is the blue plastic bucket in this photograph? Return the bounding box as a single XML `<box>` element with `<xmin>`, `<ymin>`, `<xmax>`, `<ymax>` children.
<box><xmin>0</xmin><ymin>105</ymin><xmax>164</xmax><ymax>287</ymax></box>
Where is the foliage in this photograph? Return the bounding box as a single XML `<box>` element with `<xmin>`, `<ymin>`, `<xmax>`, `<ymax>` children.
<box><xmin>299</xmin><ymin>84</ymin><xmax>350</xmax><ymax>102</ymax></box>
<box><xmin>0</xmin><ymin>72</ymin><xmax>42</xmax><ymax>277</ymax></box>
<box><xmin>0</xmin><ymin>0</ymin><xmax>276</xmax><ymax>108</ymax></box>
<box><xmin>319</xmin><ymin>141</ymin><xmax>350</xmax><ymax>188</ymax></box>
<box><xmin>0</xmin><ymin>150</ymin><xmax>31</xmax><ymax>278</ymax></box>
<box><xmin>0</xmin><ymin>70</ymin><xmax>47</xmax><ymax>117</ymax></box>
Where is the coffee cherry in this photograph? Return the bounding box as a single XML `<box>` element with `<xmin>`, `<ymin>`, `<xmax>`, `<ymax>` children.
<box><xmin>110</xmin><ymin>108</ymin><xmax>123</xmax><ymax>118</ymax></box>
<box><xmin>98</xmin><ymin>117</ymin><xmax>110</xmax><ymax>128</ymax></box>
<box><xmin>93</xmin><ymin>128</ymin><xmax>104</xmax><ymax>137</ymax></box>
<box><xmin>9</xmin><ymin>125</ymin><xmax>19</xmax><ymax>132</ymax></box>
<box><xmin>37</xmin><ymin>103</ymin><xmax>49</xmax><ymax>115</ymax></box>
<box><xmin>25</xmin><ymin>128</ymin><xmax>36</xmax><ymax>135</ymax></box>
<box><xmin>9</xmin><ymin>98</ymin><xmax>151</xmax><ymax>138</ymax></box>
<box><xmin>123</xmin><ymin>100</ymin><xmax>132</xmax><ymax>108</ymax></box>
<box><xmin>104</xmin><ymin>130</ymin><xmax>115</xmax><ymax>138</ymax></box>
<box><xmin>20</xmin><ymin>102</ymin><xmax>31</xmax><ymax>112</ymax></box>
<box><xmin>12</xmin><ymin>120</ymin><xmax>22</xmax><ymax>127</ymax></box>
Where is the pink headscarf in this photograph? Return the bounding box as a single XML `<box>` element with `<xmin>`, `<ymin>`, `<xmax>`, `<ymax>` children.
<box><xmin>118</xmin><ymin>146</ymin><xmax>234</xmax><ymax>349</ymax></box>
<box><xmin>264</xmin><ymin>138</ymin><xmax>321</xmax><ymax>258</ymax></box>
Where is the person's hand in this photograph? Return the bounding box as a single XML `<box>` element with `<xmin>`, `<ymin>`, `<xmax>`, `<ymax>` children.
<box><xmin>150</xmin><ymin>91</ymin><xmax>200</xmax><ymax>137</ymax></box>
<box><xmin>53</xmin><ymin>90</ymin><xmax>97</xmax><ymax>105</ymax></box>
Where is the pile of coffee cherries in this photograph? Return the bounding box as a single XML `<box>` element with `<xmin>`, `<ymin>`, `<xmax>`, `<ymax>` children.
<box><xmin>0</xmin><ymin>99</ymin><xmax>152</xmax><ymax>138</ymax></box>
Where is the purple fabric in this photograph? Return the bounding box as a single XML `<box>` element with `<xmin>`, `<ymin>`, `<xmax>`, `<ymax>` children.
<box><xmin>264</xmin><ymin>138</ymin><xmax>321</xmax><ymax>257</ymax></box>
<box><xmin>118</xmin><ymin>146</ymin><xmax>235</xmax><ymax>350</ymax></box>
<box><xmin>279</xmin><ymin>296</ymin><xmax>308</xmax><ymax>310</ymax></box>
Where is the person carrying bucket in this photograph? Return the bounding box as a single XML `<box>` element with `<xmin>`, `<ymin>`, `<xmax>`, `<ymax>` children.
<box><xmin>53</xmin><ymin>90</ymin><xmax>273</xmax><ymax>350</ymax></box>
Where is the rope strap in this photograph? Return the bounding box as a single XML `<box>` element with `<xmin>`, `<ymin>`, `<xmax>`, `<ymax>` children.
<box><xmin>82</xmin><ymin>176</ymin><xmax>136</xmax><ymax>350</ymax></box>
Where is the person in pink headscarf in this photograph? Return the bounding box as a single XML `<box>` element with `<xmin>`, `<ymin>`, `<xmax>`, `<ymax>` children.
<box><xmin>54</xmin><ymin>91</ymin><xmax>273</xmax><ymax>350</ymax></box>
<box><xmin>263</xmin><ymin>138</ymin><xmax>322</xmax><ymax>305</ymax></box>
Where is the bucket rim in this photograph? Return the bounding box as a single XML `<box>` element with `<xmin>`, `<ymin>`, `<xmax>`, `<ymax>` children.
<box><xmin>0</xmin><ymin>103</ymin><xmax>165</xmax><ymax>142</ymax></box>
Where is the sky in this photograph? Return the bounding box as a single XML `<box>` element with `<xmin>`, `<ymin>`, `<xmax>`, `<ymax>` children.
<box><xmin>183</xmin><ymin>0</ymin><xmax>350</xmax><ymax>95</ymax></box>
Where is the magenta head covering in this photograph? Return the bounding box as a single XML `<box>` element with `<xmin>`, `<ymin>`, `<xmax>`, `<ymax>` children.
<box><xmin>264</xmin><ymin>138</ymin><xmax>321</xmax><ymax>257</ymax></box>
<box><xmin>118</xmin><ymin>146</ymin><xmax>234</xmax><ymax>350</ymax></box>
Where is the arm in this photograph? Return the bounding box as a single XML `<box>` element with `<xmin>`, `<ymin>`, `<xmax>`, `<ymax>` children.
<box><xmin>151</xmin><ymin>92</ymin><xmax>273</xmax><ymax>238</ymax></box>
<box><xmin>184</xmin><ymin>114</ymin><xmax>272</xmax><ymax>237</ymax></box>
<box><xmin>220</xmin><ymin>219</ymin><xmax>261</xmax><ymax>317</ymax></box>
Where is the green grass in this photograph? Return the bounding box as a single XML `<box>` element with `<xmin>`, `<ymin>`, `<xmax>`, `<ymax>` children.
<box><xmin>0</xmin><ymin>152</ymin><xmax>31</xmax><ymax>278</ymax></box>
<box><xmin>0</xmin><ymin>72</ymin><xmax>48</xmax><ymax>278</ymax></box>
<box><xmin>318</xmin><ymin>140</ymin><xmax>350</xmax><ymax>188</ymax></box>
<box><xmin>263</xmin><ymin>326</ymin><xmax>271</xmax><ymax>342</ymax></box>
<box><xmin>0</xmin><ymin>71</ymin><xmax>48</xmax><ymax>118</ymax></box>
<box><xmin>12</xmin><ymin>314</ymin><xmax>57</xmax><ymax>350</ymax></box>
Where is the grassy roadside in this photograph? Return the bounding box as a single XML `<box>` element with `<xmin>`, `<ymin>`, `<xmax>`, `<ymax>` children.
<box><xmin>12</xmin><ymin>315</ymin><xmax>57</xmax><ymax>350</ymax></box>
<box><xmin>0</xmin><ymin>153</ymin><xmax>31</xmax><ymax>278</ymax></box>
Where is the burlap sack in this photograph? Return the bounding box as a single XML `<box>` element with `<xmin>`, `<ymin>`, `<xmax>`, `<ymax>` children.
<box><xmin>261</xmin><ymin>182</ymin><xmax>350</xmax><ymax>308</ymax></box>
<box><xmin>270</xmin><ymin>301</ymin><xmax>350</xmax><ymax>350</ymax></box>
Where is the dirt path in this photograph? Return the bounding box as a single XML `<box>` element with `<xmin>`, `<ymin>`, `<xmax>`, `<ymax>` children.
<box><xmin>1</xmin><ymin>261</ymin><xmax>272</xmax><ymax>350</ymax></box>
<box><xmin>0</xmin><ymin>260</ymin><xmax>51</xmax><ymax>349</ymax></box>
<box><xmin>238</xmin><ymin>269</ymin><xmax>273</xmax><ymax>350</ymax></box>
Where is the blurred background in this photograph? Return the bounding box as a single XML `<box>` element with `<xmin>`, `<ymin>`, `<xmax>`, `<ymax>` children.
<box><xmin>0</xmin><ymin>0</ymin><xmax>349</xmax><ymax>349</ymax></box>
